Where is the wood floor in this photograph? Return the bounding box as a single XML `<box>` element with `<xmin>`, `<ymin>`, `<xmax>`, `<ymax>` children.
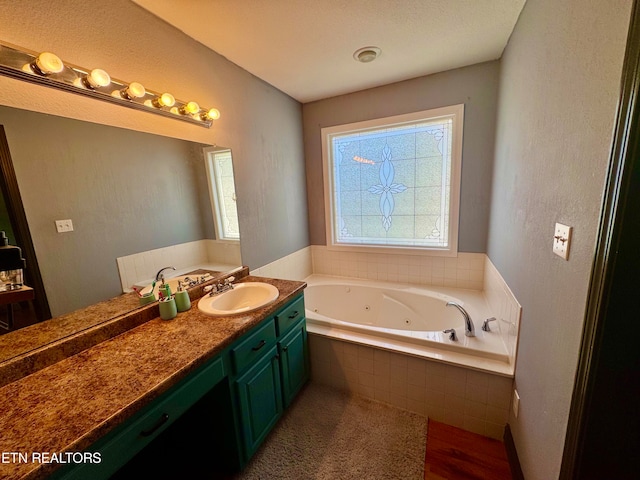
<box><xmin>424</xmin><ymin>420</ymin><xmax>512</xmax><ymax>480</ymax></box>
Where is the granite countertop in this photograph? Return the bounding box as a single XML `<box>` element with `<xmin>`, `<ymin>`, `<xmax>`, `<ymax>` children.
<box><xmin>0</xmin><ymin>276</ymin><xmax>306</xmax><ymax>480</ymax></box>
<box><xmin>0</xmin><ymin>269</ymin><xmax>241</xmax><ymax>388</ymax></box>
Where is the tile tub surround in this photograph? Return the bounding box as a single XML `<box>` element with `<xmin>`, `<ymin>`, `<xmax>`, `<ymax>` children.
<box><xmin>116</xmin><ymin>239</ymin><xmax>242</xmax><ymax>293</ymax></box>
<box><xmin>0</xmin><ymin>275</ymin><xmax>304</xmax><ymax>480</ymax></box>
<box><xmin>0</xmin><ymin>268</ymin><xmax>249</xmax><ymax>388</ymax></box>
<box><xmin>251</xmin><ymin>246</ymin><xmax>313</xmax><ymax>281</ymax></box>
<box><xmin>308</xmin><ymin>334</ymin><xmax>512</xmax><ymax>440</ymax></box>
<box><xmin>311</xmin><ymin>246</ymin><xmax>485</xmax><ymax>290</ymax></box>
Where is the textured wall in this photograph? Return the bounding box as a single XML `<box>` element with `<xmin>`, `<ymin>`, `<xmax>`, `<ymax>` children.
<box><xmin>0</xmin><ymin>0</ymin><xmax>308</xmax><ymax>274</ymax></box>
<box><xmin>486</xmin><ymin>1</ymin><xmax>632</xmax><ymax>478</ymax></box>
<box><xmin>302</xmin><ymin>61</ymin><xmax>499</xmax><ymax>252</ymax></box>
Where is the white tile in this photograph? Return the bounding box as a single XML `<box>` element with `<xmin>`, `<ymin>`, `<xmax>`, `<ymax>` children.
<box><xmin>446</xmin><ymin>365</ymin><xmax>468</xmax><ymax>383</ymax></box>
<box><xmin>444</xmin><ymin>411</ymin><xmax>465</xmax><ymax>429</ymax></box>
<box><xmin>425</xmin><ymin>374</ymin><xmax>446</xmax><ymax>393</ymax></box>
<box><xmin>390</xmin><ymin>376</ymin><xmax>408</xmax><ymax>396</ymax></box>
<box><xmin>341</xmin><ymin>353</ymin><xmax>359</xmax><ymax>371</ymax></box>
<box><xmin>374</xmin><ymin>374</ymin><xmax>390</xmax><ymax>391</ymax></box>
<box><xmin>444</xmin><ymin>394</ymin><xmax>466</xmax><ymax>413</ymax></box>
<box><xmin>485</xmin><ymin>422</ymin><xmax>505</xmax><ymax>440</ymax></box>
<box><xmin>407</xmin><ymin>398</ymin><xmax>428</xmax><ymax>416</ymax></box>
<box><xmin>359</xmin><ymin>372</ymin><xmax>375</xmax><ymax>388</ymax></box>
<box><xmin>358</xmin><ymin>356</ymin><xmax>374</xmax><ymax>374</ymax></box>
<box><xmin>407</xmin><ymin>356</ymin><xmax>427</xmax><ymax>373</ymax></box>
<box><xmin>426</xmin><ymin>406</ymin><xmax>446</xmax><ymax>423</ymax></box>
<box><xmin>464</xmin><ymin>399</ymin><xmax>487</xmax><ymax>419</ymax></box>
<box><xmin>408</xmin><ymin>383</ymin><xmax>426</xmax><ymax>402</ymax></box>
<box><xmin>445</xmin><ymin>378</ymin><xmax>466</xmax><ymax>397</ymax></box>
<box><xmin>465</xmin><ymin>381</ymin><xmax>489</xmax><ymax>404</ymax></box>
<box><xmin>425</xmin><ymin>390</ymin><xmax>446</xmax><ymax>409</ymax></box>
<box><xmin>463</xmin><ymin>416</ymin><xmax>486</xmax><ymax>436</ymax></box>
<box><xmin>486</xmin><ymin>405</ymin><xmax>509</xmax><ymax>424</ymax></box>
<box><xmin>388</xmin><ymin>392</ymin><xmax>407</xmax><ymax>410</ymax></box>
<box><xmin>407</xmin><ymin>369</ymin><xmax>426</xmax><ymax>387</ymax></box>
<box><xmin>374</xmin><ymin>389</ymin><xmax>391</xmax><ymax>404</ymax></box>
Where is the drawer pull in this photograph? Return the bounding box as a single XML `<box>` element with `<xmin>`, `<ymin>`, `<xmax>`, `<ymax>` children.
<box><xmin>282</xmin><ymin>346</ymin><xmax>289</xmax><ymax>352</ymax></box>
<box><xmin>140</xmin><ymin>413</ymin><xmax>169</xmax><ymax>437</ymax></box>
<box><xmin>288</xmin><ymin>311</ymin><xmax>299</xmax><ymax>319</ymax></box>
<box><xmin>252</xmin><ymin>339</ymin><xmax>267</xmax><ymax>351</ymax></box>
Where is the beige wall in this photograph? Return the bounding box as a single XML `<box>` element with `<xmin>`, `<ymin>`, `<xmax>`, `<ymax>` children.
<box><xmin>0</xmin><ymin>0</ymin><xmax>309</xmax><ymax>273</ymax></box>
<box><xmin>487</xmin><ymin>0</ymin><xmax>633</xmax><ymax>478</ymax></box>
<box><xmin>302</xmin><ymin>61</ymin><xmax>499</xmax><ymax>252</ymax></box>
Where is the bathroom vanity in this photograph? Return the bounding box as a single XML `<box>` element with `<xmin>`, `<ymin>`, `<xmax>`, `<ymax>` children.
<box><xmin>0</xmin><ymin>275</ymin><xmax>308</xmax><ymax>480</ymax></box>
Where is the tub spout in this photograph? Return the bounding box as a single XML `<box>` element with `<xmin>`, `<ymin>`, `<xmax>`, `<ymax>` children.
<box><xmin>446</xmin><ymin>301</ymin><xmax>475</xmax><ymax>337</ymax></box>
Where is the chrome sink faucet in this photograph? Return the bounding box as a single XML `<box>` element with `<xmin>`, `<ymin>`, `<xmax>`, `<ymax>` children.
<box><xmin>206</xmin><ymin>276</ymin><xmax>236</xmax><ymax>297</ymax></box>
<box><xmin>155</xmin><ymin>266</ymin><xmax>176</xmax><ymax>283</ymax></box>
<box><xmin>446</xmin><ymin>301</ymin><xmax>475</xmax><ymax>337</ymax></box>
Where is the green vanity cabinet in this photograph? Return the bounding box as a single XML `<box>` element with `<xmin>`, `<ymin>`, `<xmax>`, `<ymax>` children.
<box><xmin>232</xmin><ymin>294</ymin><xmax>309</xmax><ymax>465</ymax></box>
<box><xmin>235</xmin><ymin>344</ymin><xmax>283</xmax><ymax>460</ymax></box>
<box><xmin>52</xmin><ymin>356</ymin><xmax>227</xmax><ymax>480</ymax></box>
<box><xmin>50</xmin><ymin>292</ymin><xmax>308</xmax><ymax>479</ymax></box>
<box><xmin>279</xmin><ymin>317</ymin><xmax>309</xmax><ymax>408</ymax></box>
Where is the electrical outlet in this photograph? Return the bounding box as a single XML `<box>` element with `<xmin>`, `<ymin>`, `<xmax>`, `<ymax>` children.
<box><xmin>553</xmin><ymin>222</ymin><xmax>572</xmax><ymax>260</ymax></box>
<box><xmin>512</xmin><ymin>389</ymin><xmax>520</xmax><ymax>418</ymax></box>
<box><xmin>55</xmin><ymin>219</ymin><xmax>74</xmax><ymax>233</ymax></box>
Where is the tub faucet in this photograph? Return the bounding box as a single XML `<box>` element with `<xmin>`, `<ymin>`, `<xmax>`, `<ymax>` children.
<box><xmin>446</xmin><ymin>301</ymin><xmax>475</xmax><ymax>337</ymax></box>
<box><xmin>443</xmin><ymin>328</ymin><xmax>458</xmax><ymax>341</ymax></box>
<box><xmin>482</xmin><ymin>317</ymin><xmax>497</xmax><ymax>332</ymax></box>
<box><xmin>155</xmin><ymin>266</ymin><xmax>176</xmax><ymax>283</ymax></box>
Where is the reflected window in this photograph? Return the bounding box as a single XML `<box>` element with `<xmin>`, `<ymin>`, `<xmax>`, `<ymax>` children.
<box><xmin>204</xmin><ymin>147</ymin><xmax>240</xmax><ymax>241</ymax></box>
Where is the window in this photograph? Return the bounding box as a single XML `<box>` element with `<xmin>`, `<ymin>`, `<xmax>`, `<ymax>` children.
<box><xmin>322</xmin><ymin>105</ymin><xmax>463</xmax><ymax>255</ymax></box>
<box><xmin>204</xmin><ymin>147</ymin><xmax>240</xmax><ymax>241</ymax></box>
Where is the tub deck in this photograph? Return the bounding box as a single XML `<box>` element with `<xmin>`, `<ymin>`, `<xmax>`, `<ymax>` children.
<box><xmin>304</xmin><ymin>274</ymin><xmax>515</xmax><ymax>377</ymax></box>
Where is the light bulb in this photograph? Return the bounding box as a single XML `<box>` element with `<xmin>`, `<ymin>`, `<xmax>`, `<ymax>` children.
<box><xmin>180</xmin><ymin>101</ymin><xmax>199</xmax><ymax>115</ymax></box>
<box><xmin>33</xmin><ymin>52</ymin><xmax>64</xmax><ymax>75</ymax></box>
<box><xmin>122</xmin><ymin>82</ymin><xmax>146</xmax><ymax>99</ymax></box>
<box><xmin>201</xmin><ymin>108</ymin><xmax>220</xmax><ymax>121</ymax></box>
<box><xmin>152</xmin><ymin>92</ymin><xmax>175</xmax><ymax>108</ymax></box>
<box><xmin>84</xmin><ymin>69</ymin><xmax>111</xmax><ymax>89</ymax></box>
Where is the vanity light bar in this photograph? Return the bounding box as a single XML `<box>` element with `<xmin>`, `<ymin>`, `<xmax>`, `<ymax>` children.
<box><xmin>0</xmin><ymin>41</ymin><xmax>220</xmax><ymax>128</ymax></box>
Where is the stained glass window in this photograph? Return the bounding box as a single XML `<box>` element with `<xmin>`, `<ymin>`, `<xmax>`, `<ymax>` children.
<box><xmin>322</xmin><ymin>105</ymin><xmax>463</xmax><ymax>254</ymax></box>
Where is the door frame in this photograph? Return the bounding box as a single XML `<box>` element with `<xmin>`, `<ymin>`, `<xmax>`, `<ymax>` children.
<box><xmin>561</xmin><ymin>0</ymin><xmax>640</xmax><ymax>477</ymax></box>
<box><xmin>0</xmin><ymin>125</ymin><xmax>51</xmax><ymax>323</ymax></box>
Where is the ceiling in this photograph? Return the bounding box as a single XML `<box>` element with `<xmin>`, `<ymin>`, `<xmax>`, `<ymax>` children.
<box><xmin>133</xmin><ymin>1</ymin><xmax>526</xmax><ymax>104</ymax></box>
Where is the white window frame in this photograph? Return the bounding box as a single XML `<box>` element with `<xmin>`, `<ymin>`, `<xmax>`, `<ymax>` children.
<box><xmin>204</xmin><ymin>146</ymin><xmax>240</xmax><ymax>242</ymax></box>
<box><xmin>321</xmin><ymin>104</ymin><xmax>463</xmax><ymax>256</ymax></box>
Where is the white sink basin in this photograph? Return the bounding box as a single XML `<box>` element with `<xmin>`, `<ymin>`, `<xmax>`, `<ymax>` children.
<box><xmin>139</xmin><ymin>275</ymin><xmax>196</xmax><ymax>300</ymax></box>
<box><xmin>198</xmin><ymin>282</ymin><xmax>279</xmax><ymax>316</ymax></box>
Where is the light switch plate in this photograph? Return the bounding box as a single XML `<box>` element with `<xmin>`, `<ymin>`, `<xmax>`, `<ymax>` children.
<box><xmin>55</xmin><ymin>219</ymin><xmax>74</xmax><ymax>233</ymax></box>
<box><xmin>513</xmin><ymin>389</ymin><xmax>520</xmax><ymax>418</ymax></box>
<box><xmin>553</xmin><ymin>222</ymin><xmax>572</xmax><ymax>260</ymax></box>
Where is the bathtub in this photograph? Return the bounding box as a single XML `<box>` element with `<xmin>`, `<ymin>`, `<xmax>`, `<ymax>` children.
<box><xmin>304</xmin><ymin>275</ymin><xmax>513</xmax><ymax>376</ymax></box>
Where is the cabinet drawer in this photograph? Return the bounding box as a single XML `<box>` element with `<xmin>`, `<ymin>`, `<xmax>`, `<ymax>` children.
<box><xmin>275</xmin><ymin>295</ymin><xmax>305</xmax><ymax>336</ymax></box>
<box><xmin>58</xmin><ymin>356</ymin><xmax>225</xmax><ymax>480</ymax></box>
<box><xmin>231</xmin><ymin>319</ymin><xmax>277</xmax><ymax>374</ymax></box>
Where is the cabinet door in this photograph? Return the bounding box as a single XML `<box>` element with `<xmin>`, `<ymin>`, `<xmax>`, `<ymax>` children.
<box><xmin>235</xmin><ymin>345</ymin><xmax>282</xmax><ymax>461</ymax></box>
<box><xmin>279</xmin><ymin>320</ymin><xmax>309</xmax><ymax>408</ymax></box>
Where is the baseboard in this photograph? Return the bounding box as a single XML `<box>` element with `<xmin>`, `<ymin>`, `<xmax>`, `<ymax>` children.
<box><xmin>504</xmin><ymin>424</ymin><xmax>525</xmax><ymax>480</ymax></box>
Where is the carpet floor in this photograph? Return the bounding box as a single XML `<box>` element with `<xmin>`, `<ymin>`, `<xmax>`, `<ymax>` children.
<box><xmin>235</xmin><ymin>382</ymin><xmax>428</xmax><ymax>480</ymax></box>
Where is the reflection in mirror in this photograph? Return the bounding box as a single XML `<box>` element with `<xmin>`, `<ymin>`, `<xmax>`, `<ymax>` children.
<box><xmin>204</xmin><ymin>147</ymin><xmax>240</xmax><ymax>242</ymax></box>
<box><xmin>0</xmin><ymin>105</ymin><xmax>242</xmax><ymax>365</ymax></box>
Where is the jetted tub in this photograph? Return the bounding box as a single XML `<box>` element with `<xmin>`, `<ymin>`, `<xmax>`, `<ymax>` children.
<box><xmin>304</xmin><ymin>275</ymin><xmax>513</xmax><ymax>375</ymax></box>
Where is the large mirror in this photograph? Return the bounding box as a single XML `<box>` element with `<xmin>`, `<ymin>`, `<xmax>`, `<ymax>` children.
<box><xmin>0</xmin><ymin>105</ymin><xmax>242</xmax><ymax>364</ymax></box>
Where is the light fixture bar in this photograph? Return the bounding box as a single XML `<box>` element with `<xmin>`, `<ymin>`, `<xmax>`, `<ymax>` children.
<box><xmin>0</xmin><ymin>41</ymin><xmax>219</xmax><ymax>128</ymax></box>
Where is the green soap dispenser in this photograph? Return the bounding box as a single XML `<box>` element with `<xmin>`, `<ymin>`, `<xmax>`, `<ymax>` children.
<box><xmin>174</xmin><ymin>281</ymin><xmax>191</xmax><ymax>312</ymax></box>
